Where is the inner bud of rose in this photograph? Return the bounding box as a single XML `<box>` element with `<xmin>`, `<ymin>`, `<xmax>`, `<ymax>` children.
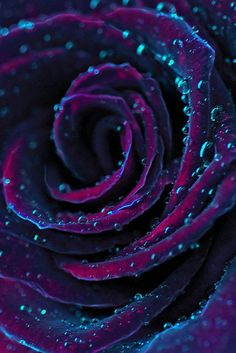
<box><xmin>47</xmin><ymin>62</ymin><xmax>167</xmax><ymax>209</ymax></box>
<box><xmin>2</xmin><ymin>63</ymin><xmax>171</xmax><ymax>233</ymax></box>
<box><xmin>53</xmin><ymin>94</ymin><xmax>129</xmax><ymax>185</ymax></box>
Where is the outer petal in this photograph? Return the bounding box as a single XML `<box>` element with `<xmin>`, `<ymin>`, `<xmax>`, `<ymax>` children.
<box><xmin>143</xmin><ymin>257</ymin><xmax>236</xmax><ymax>353</ymax></box>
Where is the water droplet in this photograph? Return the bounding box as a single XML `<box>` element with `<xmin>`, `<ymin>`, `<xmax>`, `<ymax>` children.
<box><xmin>195</xmin><ymin>167</ymin><xmax>203</xmax><ymax>177</ymax></box>
<box><xmin>90</xmin><ymin>0</ymin><xmax>100</xmax><ymax>9</ymax></box>
<box><xmin>29</xmin><ymin>140</ymin><xmax>38</xmax><ymax>149</ymax></box>
<box><xmin>18</xmin><ymin>20</ymin><xmax>34</xmax><ymax>30</ymax></box>
<box><xmin>33</xmin><ymin>234</ymin><xmax>39</xmax><ymax>241</ymax></box>
<box><xmin>197</xmin><ymin>80</ymin><xmax>204</xmax><ymax>89</ymax></box>
<box><xmin>40</xmin><ymin>309</ymin><xmax>47</xmax><ymax>315</ymax></box>
<box><xmin>3</xmin><ymin>178</ymin><xmax>10</xmax><ymax>185</ymax></box>
<box><xmin>199</xmin><ymin>141</ymin><xmax>213</xmax><ymax>158</ymax></box>
<box><xmin>183</xmin><ymin>106</ymin><xmax>191</xmax><ymax>116</ymax></box>
<box><xmin>114</xmin><ymin>223</ymin><xmax>123</xmax><ymax>231</ymax></box>
<box><xmin>227</xmin><ymin>142</ymin><xmax>235</xmax><ymax>150</ymax></box>
<box><xmin>156</xmin><ymin>2</ymin><xmax>176</xmax><ymax>14</ymax></box>
<box><xmin>176</xmin><ymin>186</ymin><xmax>185</xmax><ymax>194</ymax></box>
<box><xmin>181</xmin><ymin>94</ymin><xmax>188</xmax><ymax>104</ymax></box>
<box><xmin>136</xmin><ymin>43</ymin><xmax>146</xmax><ymax>56</ymax></box>
<box><xmin>99</xmin><ymin>50</ymin><xmax>107</xmax><ymax>59</ymax></box>
<box><xmin>116</xmin><ymin>125</ymin><xmax>122</xmax><ymax>132</ymax></box>
<box><xmin>182</xmin><ymin>124</ymin><xmax>188</xmax><ymax>135</ymax></box>
<box><xmin>141</xmin><ymin>158</ymin><xmax>146</xmax><ymax>166</ymax></box>
<box><xmin>44</xmin><ymin>34</ymin><xmax>51</xmax><ymax>42</ymax></box>
<box><xmin>211</xmin><ymin>106</ymin><xmax>223</xmax><ymax>122</ymax></box>
<box><xmin>176</xmin><ymin>78</ymin><xmax>190</xmax><ymax>95</ymax></box>
<box><xmin>59</xmin><ymin>184</ymin><xmax>71</xmax><ymax>193</ymax></box>
<box><xmin>65</xmin><ymin>41</ymin><xmax>74</xmax><ymax>50</ymax></box>
<box><xmin>184</xmin><ymin>216</ymin><xmax>192</xmax><ymax>225</ymax></box>
<box><xmin>122</xmin><ymin>30</ymin><xmax>130</xmax><ymax>39</ymax></box>
<box><xmin>0</xmin><ymin>28</ymin><xmax>9</xmax><ymax>36</ymax></box>
<box><xmin>53</xmin><ymin>103</ymin><xmax>62</xmax><ymax>113</ymax></box>
<box><xmin>93</xmin><ymin>221</ymin><xmax>100</xmax><ymax>228</ymax></box>
<box><xmin>151</xmin><ymin>253</ymin><xmax>156</xmax><ymax>260</ymax></box>
<box><xmin>190</xmin><ymin>242</ymin><xmax>200</xmax><ymax>250</ymax></box>
<box><xmin>192</xmin><ymin>6</ymin><xmax>200</xmax><ymax>13</ymax></box>
<box><xmin>164</xmin><ymin>226</ymin><xmax>172</xmax><ymax>235</ymax></box>
<box><xmin>208</xmin><ymin>188</ymin><xmax>214</xmax><ymax>196</ymax></box>
<box><xmin>87</xmin><ymin>66</ymin><xmax>94</xmax><ymax>73</ymax></box>
<box><xmin>134</xmin><ymin>293</ymin><xmax>143</xmax><ymax>300</ymax></box>
<box><xmin>173</xmin><ymin>39</ymin><xmax>183</xmax><ymax>48</ymax></box>
<box><xmin>163</xmin><ymin>322</ymin><xmax>172</xmax><ymax>329</ymax></box>
<box><xmin>0</xmin><ymin>106</ymin><xmax>10</xmax><ymax>118</ymax></box>
<box><xmin>19</xmin><ymin>44</ymin><xmax>29</xmax><ymax>54</ymax></box>
<box><xmin>167</xmin><ymin>58</ymin><xmax>175</xmax><ymax>66</ymax></box>
<box><xmin>214</xmin><ymin>153</ymin><xmax>222</xmax><ymax>161</ymax></box>
<box><xmin>78</xmin><ymin>216</ymin><xmax>87</xmax><ymax>224</ymax></box>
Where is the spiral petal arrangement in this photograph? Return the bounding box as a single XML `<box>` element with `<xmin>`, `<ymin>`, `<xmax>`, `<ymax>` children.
<box><xmin>0</xmin><ymin>1</ymin><xmax>235</xmax><ymax>352</ymax></box>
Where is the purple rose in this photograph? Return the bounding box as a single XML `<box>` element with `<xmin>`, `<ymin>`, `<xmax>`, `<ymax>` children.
<box><xmin>0</xmin><ymin>1</ymin><xmax>236</xmax><ymax>352</ymax></box>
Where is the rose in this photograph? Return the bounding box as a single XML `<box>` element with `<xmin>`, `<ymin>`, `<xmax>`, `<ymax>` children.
<box><xmin>0</xmin><ymin>1</ymin><xmax>236</xmax><ymax>352</ymax></box>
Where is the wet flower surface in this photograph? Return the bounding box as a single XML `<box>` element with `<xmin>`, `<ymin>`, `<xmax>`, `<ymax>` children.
<box><xmin>0</xmin><ymin>1</ymin><xmax>236</xmax><ymax>352</ymax></box>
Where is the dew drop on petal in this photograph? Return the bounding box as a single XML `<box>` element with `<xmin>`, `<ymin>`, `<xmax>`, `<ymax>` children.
<box><xmin>190</xmin><ymin>243</ymin><xmax>200</xmax><ymax>250</ymax></box>
<box><xmin>59</xmin><ymin>183</ymin><xmax>71</xmax><ymax>193</ymax></box>
<box><xmin>18</xmin><ymin>20</ymin><xmax>34</xmax><ymax>30</ymax></box>
<box><xmin>211</xmin><ymin>106</ymin><xmax>223</xmax><ymax>122</ymax></box>
<box><xmin>3</xmin><ymin>178</ymin><xmax>10</xmax><ymax>185</ymax></box>
<box><xmin>199</xmin><ymin>141</ymin><xmax>213</xmax><ymax>158</ymax></box>
<box><xmin>19</xmin><ymin>44</ymin><xmax>29</xmax><ymax>54</ymax></box>
<box><xmin>182</xmin><ymin>124</ymin><xmax>189</xmax><ymax>135</ymax></box>
<box><xmin>173</xmin><ymin>39</ymin><xmax>183</xmax><ymax>48</ymax></box>
<box><xmin>78</xmin><ymin>216</ymin><xmax>87</xmax><ymax>224</ymax></box>
<box><xmin>176</xmin><ymin>186</ymin><xmax>185</xmax><ymax>194</ymax></box>
<box><xmin>163</xmin><ymin>322</ymin><xmax>172</xmax><ymax>329</ymax></box>
<box><xmin>65</xmin><ymin>41</ymin><xmax>74</xmax><ymax>50</ymax></box>
<box><xmin>90</xmin><ymin>0</ymin><xmax>100</xmax><ymax>9</ymax></box>
<box><xmin>44</xmin><ymin>34</ymin><xmax>51</xmax><ymax>42</ymax></box>
<box><xmin>183</xmin><ymin>106</ymin><xmax>191</xmax><ymax>116</ymax></box>
<box><xmin>0</xmin><ymin>28</ymin><xmax>9</xmax><ymax>36</ymax></box>
<box><xmin>114</xmin><ymin>223</ymin><xmax>123</xmax><ymax>231</ymax></box>
<box><xmin>156</xmin><ymin>2</ymin><xmax>176</xmax><ymax>14</ymax></box>
<box><xmin>40</xmin><ymin>309</ymin><xmax>47</xmax><ymax>315</ymax></box>
<box><xmin>136</xmin><ymin>43</ymin><xmax>146</xmax><ymax>56</ymax></box>
<box><xmin>134</xmin><ymin>293</ymin><xmax>143</xmax><ymax>301</ymax></box>
<box><xmin>151</xmin><ymin>253</ymin><xmax>156</xmax><ymax>260</ymax></box>
<box><xmin>122</xmin><ymin>30</ymin><xmax>130</xmax><ymax>39</ymax></box>
<box><xmin>176</xmin><ymin>78</ymin><xmax>190</xmax><ymax>95</ymax></box>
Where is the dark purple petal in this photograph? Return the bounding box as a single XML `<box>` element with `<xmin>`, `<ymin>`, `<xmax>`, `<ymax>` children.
<box><xmin>0</xmin><ymin>243</ymin><xmax>208</xmax><ymax>353</ymax></box>
<box><xmin>0</xmin><ymin>330</ymin><xmax>35</xmax><ymax>353</ymax></box>
<box><xmin>59</xmin><ymin>169</ymin><xmax>236</xmax><ymax>280</ymax></box>
<box><xmin>0</xmin><ymin>231</ymin><xmax>135</xmax><ymax>307</ymax></box>
<box><xmin>143</xmin><ymin>256</ymin><xmax>236</xmax><ymax>353</ymax></box>
<box><xmin>0</xmin><ymin>3</ymin><xmax>235</xmax><ymax>353</ymax></box>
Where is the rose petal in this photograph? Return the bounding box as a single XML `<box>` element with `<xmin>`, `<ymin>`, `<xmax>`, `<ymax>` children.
<box><xmin>143</xmin><ymin>256</ymin><xmax>236</xmax><ymax>353</ymax></box>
